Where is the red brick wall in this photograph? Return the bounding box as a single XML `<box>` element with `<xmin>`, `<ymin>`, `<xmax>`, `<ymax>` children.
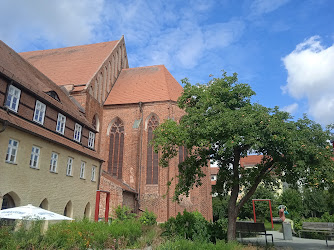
<box><xmin>97</xmin><ymin>101</ymin><xmax>212</xmax><ymax>222</ymax></box>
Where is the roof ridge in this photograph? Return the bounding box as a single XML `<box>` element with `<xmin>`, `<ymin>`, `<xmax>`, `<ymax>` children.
<box><xmin>20</xmin><ymin>40</ymin><xmax>119</xmax><ymax>54</ymax></box>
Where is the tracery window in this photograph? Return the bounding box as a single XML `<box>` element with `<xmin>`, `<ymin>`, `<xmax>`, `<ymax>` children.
<box><xmin>108</xmin><ymin>118</ymin><xmax>124</xmax><ymax>179</ymax></box>
<box><xmin>146</xmin><ymin>115</ymin><xmax>159</xmax><ymax>184</ymax></box>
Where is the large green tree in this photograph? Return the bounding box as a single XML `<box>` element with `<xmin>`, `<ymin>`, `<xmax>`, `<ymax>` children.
<box><xmin>152</xmin><ymin>72</ymin><xmax>334</xmax><ymax>241</ymax></box>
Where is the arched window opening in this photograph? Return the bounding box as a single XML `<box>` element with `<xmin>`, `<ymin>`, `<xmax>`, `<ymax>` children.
<box><xmin>39</xmin><ymin>198</ymin><xmax>48</xmax><ymax>210</ymax></box>
<box><xmin>146</xmin><ymin>115</ymin><xmax>159</xmax><ymax>184</ymax></box>
<box><xmin>1</xmin><ymin>193</ymin><xmax>15</xmax><ymax>210</ymax></box>
<box><xmin>108</xmin><ymin>118</ymin><xmax>124</xmax><ymax>179</ymax></box>
<box><xmin>84</xmin><ymin>202</ymin><xmax>91</xmax><ymax>219</ymax></box>
<box><xmin>64</xmin><ymin>201</ymin><xmax>73</xmax><ymax>218</ymax></box>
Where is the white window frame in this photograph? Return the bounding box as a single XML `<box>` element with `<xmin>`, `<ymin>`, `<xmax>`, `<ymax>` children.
<box><xmin>56</xmin><ymin>113</ymin><xmax>66</xmax><ymax>134</ymax></box>
<box><xmin>88</xmin><ymin>131</ymin><xmax>95</xmax><ymax>149</ymax></box>
<box><xmin>30</xmin><ymin>146</ymin><xmax>40</xmax><ymax>169</ymax></box>
<box><xmin>33</xmin><ymin>100</ymin><xmax>46</xmax><ymax>125</ymax></box>
<box><xmin>211</xmin><ymin>174</ymin><xmax>217</xmax><ymax>181</ymax></box>
<box><xmin>74</xmin><ymin>123</ymin><xmax>82</xmax><ymax>142</ymax></box>
<box><xmin>5</xmin><ymin>85</ymin><xmax>21</xmax><ymax>112</ymax></box>
<box><xmin>91</xmin><ymin>166</ymin><xmax>96</xmax><ymax>181</ymax></box>
<box><xmin>66</xmin><ymin>157</ymin><xmax>73</xmax><ymax>176</ymax></box>
<box><xmin>80</xmin><ymin>161</ymin><xmax>86</xmax><ymax>179</ymax></box>
<box><xmin>50</xmin><ymin>152</ymin><xmax>58</xmax><ymax>173</ymax></box>
<box><xmin>6</xmin><ymin>139</ymin><xmax>19</xmax><ymax>163</ymax></box>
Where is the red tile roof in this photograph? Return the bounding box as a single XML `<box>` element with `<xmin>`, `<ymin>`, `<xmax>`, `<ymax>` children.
<box><xmin>105</xmin><ymin>65</ymin><xmax>183</xmax><ymax>105</ymax></box>
<box><xmin>240</xmin><ymin>155</ymin><xmax>263</xmax><ymax>168</ymax></box>
<box><xmin>0</xmin><ymin>40</ymin><xmax>94</xmax><ymax>130</ymax></box>
<box><xmin>102</xmin><ymin>172</ymin><xmax>137</xmax><ymax>193</ymax></box>
<box><xmin>20</xmin><ymin>40</ymin><xmax>119</xmax><ymax>86</ymax></box>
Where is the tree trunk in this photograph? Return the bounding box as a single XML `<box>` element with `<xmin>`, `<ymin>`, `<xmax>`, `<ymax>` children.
<box><xmin>227</xmin><ymin>201</ymin><xmax>238</xmax><ymax>241</ymax></box>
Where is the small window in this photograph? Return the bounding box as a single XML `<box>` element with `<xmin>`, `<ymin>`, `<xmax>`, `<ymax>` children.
<box><xmin>88</xmin><ymin>131</ymin><xmax>95</xmax><ymax>149</ymax></box>
<box><xmin>66</xmin><ymin>157</ymin><xmax>73</xmax><ymax>176</ymax></box>
<box><xmin>46</xmin><ymin>90</ymin><xmax>60</xmax><ymax>102</ymax></box>
<box><xmin>80</xmin><ymin>161</ymin><xmax>85</xmax><ymax>179</ymax></box>
<box><xmin>91</xmin><ymin>166</ymin><xmax>96</xmax><ymax>181</ymax></box>
<box><xmin>33</xmin><ymin>100</ymin><xmax>46</xmax><ymax>125</ymax></box>
<box><xmin>74</xmin><ymin>123</ymin><xmax>82</xmax><ymax>142</ymax></box>
<box><xmin>30</xmin><ymin>146</ymin><xmax>40</xmax><ymax>169</ymax></box>
<box><xmin>211</xmin><ymin>175</ymin><xmax>217</xmax><ymax>181</ymax></box>
<box><xmin>5</xmin><ymin>85</ymin><xmax>21</xmax><ymax>112</ymax></box>
<box><xmin>56</xmin><ymin>113</ymin><xmax>66</xmax><ymax>134</ymax></box>
<box><xmin>50</xmin><ymin>152</ymin><xmax>58</xmax><ymax>173</ymax></box>
<box><xmin>6</xmin><ymin>139</ymin><xmax>19</xmax><ymax>163</ymax></box>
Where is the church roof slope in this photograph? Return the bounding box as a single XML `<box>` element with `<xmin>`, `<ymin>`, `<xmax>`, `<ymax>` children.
<box><xmin>0</xmin><ymin>40</ymin><xmax>94</xmax><ymax>130</ymax></box>
<box><xmin>105</xmin><ymin>65</ymin><xmax>183</xmax><ymax>105</ymax></box>
<box><xmin>20</xmin><ymin>40</ymin><xmax>118</xmax><ymax>86</ymax></box>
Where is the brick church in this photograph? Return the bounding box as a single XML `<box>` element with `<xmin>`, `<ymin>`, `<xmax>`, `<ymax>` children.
<box><xmin>19</xmin><ymin>36</ymin><xmax>212</xmax><ymax>222</ymax></box>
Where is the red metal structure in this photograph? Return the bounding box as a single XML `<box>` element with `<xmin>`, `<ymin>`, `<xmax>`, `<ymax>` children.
<box><xmin>95</xmin><ymin>190</ymin><xmax>110</xmax><ymax>222</ymax></box>
<box><xmin>252</xmin><ymin>199</ymin><xmax>274</xmax><ymax>229</ymax></box>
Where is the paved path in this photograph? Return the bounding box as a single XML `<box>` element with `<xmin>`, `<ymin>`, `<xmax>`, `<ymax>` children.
<box><xmin>238</xmin><ymin>230</ymin><xmax>334</xmax><ymax>249</ymax></box>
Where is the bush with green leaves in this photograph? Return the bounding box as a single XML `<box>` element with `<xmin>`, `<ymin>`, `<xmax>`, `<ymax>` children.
<box><xmin>212</xmin><ymin>196</ymin><xmax>229</xmax><ymax>221</ymax></box>
<box><xmin>139</xmin><ymin>209</ymin><xmax>157</xmax><ymax>225</ymax></box>
<box><xmin>114</xmin><ymin>205</ymin><xmax>137</xmax><ymax>221</ymax></box>
<box><xmin>0</xmin><ymin>218</ymin><xmax>143</xmax><ymax>249</ymax></box>
<box><xmin>161</xmin><ymin>210</ymin><xmax>210</xmax><ymax>242</ymax></box>
<box><xmin>208</xmin><ymin>218</ymin><xmax>228</xmax><ymax>243</ymax></box>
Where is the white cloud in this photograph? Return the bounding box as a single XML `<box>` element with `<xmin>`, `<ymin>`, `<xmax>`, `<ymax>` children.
<box><xmin>282</xmin><ymin>103</ymin><xmax>298</xmax><ymax>114</ymax></box>
<box><xmin>282</xmin><ymin>36</ymin><xmax>334</xmax><ymax>125</ymax></box>
<box><xmin>0</xmin><ymin>0</ymin><xmax>104</xmax><ymax>51</ymax></box>
<box><xmin>102</xmin><ymin>1</ymin><xmax>245</xmax><ymax>71</ymax></box>
<box><xmin>250</xmin><ymin>0</ymin><xmax>289</xmax><ymax>16</ymax></box>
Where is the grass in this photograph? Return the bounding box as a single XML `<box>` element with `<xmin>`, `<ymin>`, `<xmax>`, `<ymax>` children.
<box><xmin>264</xmin><ymin>221</ymin><xmax>282</xmax><ymax>231</ymax></box>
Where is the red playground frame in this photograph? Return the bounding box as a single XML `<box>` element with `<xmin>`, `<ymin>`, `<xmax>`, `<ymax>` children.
<box><xmin>95</xmin><ymin>190</ymin><xmax>110</xmax><ymax>222</ymax></box>
<box><xmin>252</xmin><ymin>199</ymin><xmax>274</xmax><ymax>229</ymax></box>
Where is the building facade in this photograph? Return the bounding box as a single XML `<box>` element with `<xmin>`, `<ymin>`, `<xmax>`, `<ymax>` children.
<box><xmin>6</xmin><ymin>36</ymin><xmax>213</xmax><ymax>222</ymax></box>
<box><xmin>0</xmin><ymin>41</ymin><xmax>102</xmax><ymax>219</ymax></box>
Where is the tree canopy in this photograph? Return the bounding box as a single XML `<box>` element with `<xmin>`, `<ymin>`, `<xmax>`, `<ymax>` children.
<box><xmin>152</xmin><ymin>72</ymin><xmax>334</xmax><ymax>240</ymax></box>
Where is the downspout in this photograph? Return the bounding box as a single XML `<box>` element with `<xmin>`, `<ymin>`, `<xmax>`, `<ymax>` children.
<box><xmin>137</xmin><ymin>102</ymin><xmax>144</xmax><ymax>211</ymax></box>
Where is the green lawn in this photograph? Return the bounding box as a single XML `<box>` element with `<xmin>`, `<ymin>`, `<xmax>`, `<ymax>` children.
<box><xmin>264</xmin><ymin>221</ymin><xmax>282</xmax><ymax>231</ymax></box>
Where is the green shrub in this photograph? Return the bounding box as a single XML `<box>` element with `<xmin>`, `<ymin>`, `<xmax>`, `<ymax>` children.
<box><xmin>139</xmin><ymin>209</ymin><xmax>157</xmax><ymax>225</ymax></box>
<box><xmin>161</xmin><ymin>210</ymin><xmax>210</xmax><ymax>242</ymax></box>
<box><xmin>208</xmin><ymin>218</ymin><xmax>228</xmax><ymax>243</ymax></box>
<box><xmin>114</xmin><ymin>205</ymin><xmax>137</xmax><ymax>221</ymax></box>
<box><xmin>0</xmin><ymin>225</ymin><xmax>15</xmax><ymax>249</ymax></box>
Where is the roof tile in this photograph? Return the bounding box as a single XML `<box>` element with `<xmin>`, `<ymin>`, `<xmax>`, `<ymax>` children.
<box><xmin>20</xmin><ymin>41</ymin><xmax>118</xmax><ymax>86</ymax></box>
<box><xmin>105</xmin><ymin>65</ymin><xmax>183</xmax><ymax>105</ymax></box>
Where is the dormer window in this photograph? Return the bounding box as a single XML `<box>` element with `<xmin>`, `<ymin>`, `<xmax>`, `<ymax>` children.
<box><xmin>46</xmin><ymin>91</ymin><xmax>60</xmax><ymax>102</ymax></box>
<box><xmin>74</xmin><ymin>123</ymin><xmax>82</xmax><ymax>142</ymax></box>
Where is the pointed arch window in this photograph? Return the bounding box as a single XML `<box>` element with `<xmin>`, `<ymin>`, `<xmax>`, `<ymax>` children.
<box><xmin>147</xmin><ymin>115</ymin><xmax>159</xmax><ymax>184</ymax></box>
<box><xmin>108</xmin><ymin>118</ymin><xmax>124</xmax><ymax>179</ymax></box>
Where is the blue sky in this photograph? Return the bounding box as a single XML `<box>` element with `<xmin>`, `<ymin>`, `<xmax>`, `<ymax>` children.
<box><xmin>1</xmin><ymin>0</ymin><xmax>334</xmax><ymax>125</ymax></box>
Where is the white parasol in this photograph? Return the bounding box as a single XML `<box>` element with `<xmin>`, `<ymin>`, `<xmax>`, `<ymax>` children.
<box><xmin>0</xmin><ymin>204</ymin><xmax>73</xmax><ymax>221</ymax></box>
